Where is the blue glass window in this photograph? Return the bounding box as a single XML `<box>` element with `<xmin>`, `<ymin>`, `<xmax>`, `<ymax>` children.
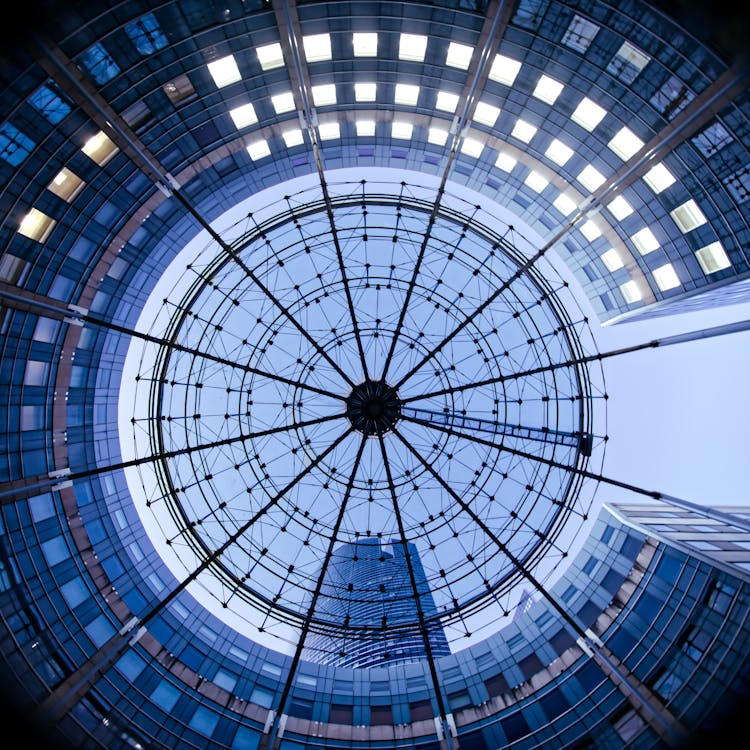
<box><xmin>77</xmin><ymin>43</ymin><xmax>120</xmax><ymax>84</ymax></box>
<box><xmin>150</xmin><ymin>680</ymin><xmax>180</xmax><ymax>712</ymax></box>
<box><xmin>232</xmin><ymin>726</ymin><xmax>260</xmax><ymax>750</ymax></box>
<box><xmin>0</xmin><ymin>122</ymin><xmax>35</xmax><ymax>166</ymax></box>
<box><xmin>600</xmin><ymin>524</ymin><xmax>614</xmax><ymax>544</ymax></box>
<box><xmin>115</xmin><ymin>650</ymin><xmax>147</xmax><ymax>681</ymax></box>
<box><xmin>650</xmin><ymin>75</ymin><xmax>694</xmax><ymax>119</ymax></box>
<box><xmin>188</xmin><ymin>705</ymin><xmax>219</xmax><ymax>736</ymax></box>
<box><xmin>124</xmin><ymin>13</ymin><xmax>168</xmax><ymax>55</ymax></box>
<box><xmin>692</xmin><ymin>120</ymin><xmax>733</xmax><ymax>157</ymax></box>
<box><xmin>27</xmin><ymin>83</ymin><xmax>71</xmax><ymax>124</ymax></box>
<box><xmin>41</xmin><ymin>536</ymin><xmax>70</xmax><ymax>566</ymax></box>
<box><xmin>60</xmin><ymin>577</ymin><xmax>89</xmax><ymax>608</ymax></box>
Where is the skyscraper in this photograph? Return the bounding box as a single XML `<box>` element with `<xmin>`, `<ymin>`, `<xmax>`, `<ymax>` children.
<box><xmin>303</xmin><ymin>538</ymin><xmax>451</xmax><ymax>669</ymax></box>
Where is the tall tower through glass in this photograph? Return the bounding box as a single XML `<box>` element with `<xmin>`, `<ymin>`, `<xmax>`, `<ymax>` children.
<box><xmin>303</xmin><ymin>538</ymin><xmax>451</xmax><ymax>669</ymax></box>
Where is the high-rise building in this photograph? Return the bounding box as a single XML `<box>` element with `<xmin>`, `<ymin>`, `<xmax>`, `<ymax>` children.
<box><xmin>0</xmin><ymin>1</ymin><xmax>749</xmax><ymax>749</ymax></box>
<box><xmin>302</xmin><ymin>538</ymin><xmax>451</xmax><ymax>668</ymax></box>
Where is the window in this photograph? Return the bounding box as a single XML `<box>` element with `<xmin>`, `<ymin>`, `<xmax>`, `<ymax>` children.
<box><xmin>409</xmin><ymin>699</ymin><xmax>432</xmax><ymax>721</ymax></box>
<box><xmin>511</xmin><ymin>119</ymin><xmax>537</xmax><ymax>143</ymax></box>
<box><xmin>282</xmin><ymin>129</ymin><xmax>304</xmax><ymax>148</ymax></box>
<box><xmin>318</xmin><ymin>122</ymin><xmax>340</xmax><ymax>140</ymax></box>
<box><xmin>671</xmin><ymin>199</ymin><xmax>707</xmax><ymax>232</ymax></box>
<box><xmin>392</xmin><ymin>121</ymin><xmax>413</xmax><ymax>140</ymax></box>
<box><xmin>0</xmin><ymin>122</ymin><xmax>35</xmax><ymax>166</ymax></box>
<box><xmin>354</xmin><ymin>82</ymin><xmax>376</xmax><ymax>102</ymax></box>
<box><xmin>353</xmin><ymin>33</ymin><xmax>377</xmax><ymax>57</ymax></box>
<box><xmin>436</xmin><ymin>91</ymin><xmax>459</xmax><ymax>112</ymax></box>
<box><xmin>651</xmin><ymin>74</ymin><xmax>694</xmax><ymax>119</ymax></box>
<box><xmin>460</xmin><ymin>136</ymin><xmax>484</xmax><ymax>158</ymax></box>
<box><xmin>77</xmin><ymin>43</ymin><xmax>120</xmax><ymax>84</ymax></box>
<box><xmin>163</xmin><ymin>74</ymin><xmax>196</xmax><ymax>105</ymax></box>
<box><xmin>680</xmin><ymin>625</ymin><xmax>711</xmax><ymax>662</ymax></box>
<box><xmin>552</xmin><ymin>193</ymin><xmax>577</xmax><ymax>216</ymax></box>
<box><xmin>652</xmin><ymin>263</ymin><xmax>680</xmax><ymax>291</ymax></box>
<box><xmin>606</xmin><ymin>195</ymin><xmax>634</xmax><ymax>220</ymax></box>
<box><xmin>601</xmin><ymin>248</ymin><xmax>624</xmax><ymax>271</ymax></box>
<box><xmin>124</xmin><ymin>12</ymin><xmax>168</xmax><ymax>55</ymax></box>
<box><xmin>189</xmin><ymin>706</ymin><xmax>219</xmax><ymax>736</ymax></box>
<box><xmin>302</xmin><ymin>33</ymin><xmax>332</xmax><ymax>62</ymax></box>
<box><xmin>370</xmin><ymin>705</ymin><xmax>393</xmax><ymax>725</ymax></box>
<box><xmin>207</xmin><ymin>55</ymin><xmax>241</xmax><ymax>87</ymax></box>
<box><xmin>329</xmin><ymin>704</ymin><xmax>353</xmax><ymax>723</ymax></box>
<box><xmin>695</xmin><ymin>241</ymin><xmax>731</xmax><ymax>274</ymax></box>
<box><xmin>571</xmin><ymin>98</ymin><xmax>606</xmax><ymax>131</ymax></box>
<box><xmin>28</xmin><ymin>83</ymin><xmax>71</xmax><ymax>124</ymax></box>
<box><xmin>631</xmin><ymin>227</ymin><xmax>659</xmax><ymax>255</ymax></box>
<box><xmin>495</xmin><ymin>152</ymin><xmax>517</xmax><ymax>172</ymax></box>
<box><xmin>706</xmin><ymin>578</ymin><xmax>737</xmax><ymax>614</ymax></box>
<box><xmin>257</xmin><ymin>42</ymin><xmax>284</xmax><ymax>71</ymax></box>
<box><xmin>532</xmin><ymin>75</ymin><xmax>563</xmax><ymax>104</ymax></box>
<box><xmin>545</xmin><ymin>138</ymin><xmax>573</xmax><ymax>165</ymax></box>
<box><xmin>692</xmin><ymin>120</ymin><xmax>733</xmax><ymax>156</ymax></box>
<box><xmin>394</xmin><ymin>83</ymin><xmax>419</xmax><ymax>106</ymax></box>
<box><xmin>428</xmin><ymin>127</ymin><xmax>448</xmax><ymax>146</ymax></box>
<box><xmin>399</xmin><ymin>33</ymin><xmax>427</xmax><ymax>62</ymax></box>
<box><xmin>653</xmin><ymin>668</ymin><xmax>683</xmax><ymax>700</ymax></box>
<box><xmin>229</xmin><ymin>103</ymin><xmax>258</xmax><ymax>129</ymax></box>
<box><xmin>18</xmin><ymin>208</ymin><xmax>56</xmax><ymax>242</ymax></box>
<box><xmin>643</xmin><ymin>162</ymin><xmax>676</xmax><ymax>193</ymax></box>
<box><xmin>620</xmin><ymin>280</ymin><xmax>641</xmax><ymax>303</ymax></box>
<box><xmin>246</xmin><ymin>140</ymin><xmax>270</xmax><ymax>161</ymax></box>
<box><xmin>489</xmin><ymin>54</ymin><xmax>521</xmax><ymax>85</ymax></box>
<box><xmin>150</xmin><ymin>681</ymin><xmax>180</xmax><ymax>712</ymax></box>
<box><xmin>312</xmin><ymin>84</ymin><xmax>337</xmax><ymax>106</ymax></box>
<box><xmin>577</xmin><ymin>164</ymin><xmax>606</xmax><ymax>191</ymax></box>
<box><xmin>446</xmin><ymin>42</ymin><xmax>473</xmax><ymax>69</ymax></box>
<box><xmin>613</xmin><ymin>708</ymin><xmax>646</xmax><ymax>743</ymax></box>
<box><xmin>561</xmin><ymin>14</ymin><xmax>599</xmax><ymax>53</ymax></box>
<box><xmin>608</xmin><ymin>127</ymin><xmax>644</xmax><ymax>160</ymax></box>
<box><xmin>524</xmin><ymin>170</ymin><xmax>548</xmax><ymax>192</ymax></box>
<box><xmin>474</xmin><ymin>101</ymin><xmax>500</xmax><ymax>126</ymax></box>
<box><xmin>579</xmin><ymin>219</ymin><xmax>601</xmax><ymax>241</ymax></box>
<box><xmin>607</xmin><ymin>41</ymin><xmax>650</xmax><ymax>84</ymax></box>
<box><xmin>81</xmin><ymin>130</ymin><xmax>119</xmax><ymax>165</ymax></box>
<box><xmin>724</xmin><ymin>167</ymin><xmax>750</xmax><ymax>203</ymax></box>
<box><xmin>356</xmin><ymin>120</ymin><xmax>375</xmax><ymax>137</ymax></box>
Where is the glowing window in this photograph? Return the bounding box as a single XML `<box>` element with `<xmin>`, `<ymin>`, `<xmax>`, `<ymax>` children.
<box><xmin>631</xmin><ymin>227</ymin><xmax>659</xmax><ymax>255</ymax></box>
<box><xmin>446</xmin><ymin>42</ymin><xmax>473</xmax><ymax>69</ymax></box>
<box><xmin>47</xmin><ymin>167</ymin><xmax>84</xmax><ymax>202</ymax></box>
<box><xmin>428</xmin><ymin>127</ymin><xmax>448</xmax><ymax>145</ymax></box>
<box><xmin>460</xmin><ymin>136</ymin><xmax>484</xmax><ymax>158</ymax></box>
<box><xmin>608</xmin><ymin>127</ymin><xmax>644</xmax><ymax>160</ymax></box>
<box><xmin>356</xmin><ymin>120</ymin><xmax>376</xmax><ymax>137</ymax></box>
<box><xmin>436</xmin><ymin>91</ymin><xmax>459</xmax><ymax>113</ymax></box>
<box><xmin>571</xmin><ymin>97</ymin><xmax>606</xmax><ymax>131</ymax></box>
<box><xmin>608</xmin><ymin>41</ymin><xmax>650</xmax><ymax>85</ymax></box>
<box><xmin>580</xmin><ymin>219</ymin><xmax>601</xmax><ymax>241</ymax></box>
<box><xmin>606</xmin><ymin>195</ymin><xmax>634</xmax><ymax>220</ymax></box>
<box><xmin>695</xmin><ymin>242</ymin><xmax>731</xmax><ymax>274</ymax></box>
<box><xmin>282</xmin><ymin>129</ymin><xmax>304</xmax><ymax>148</ymax></box>
<box><xmin>494</xmin><ymin>152</ymin><xmax>517</xmax><ymax>172</ymax></box>
<box><xmin>577</xmin><ymin>165</ymin><xmax>606</xmax><ymax>191</ymax></box>
<box><xmin>601</xmin><ymin>248</ymin><xmax>624</xmax><ymax>271</ymax></box>
<box><xmin>545</xmin><ymin>138</ymin><xmax>573</xmax><ymax>166</ymax></box>
<box><xmin>511</xmin><ymin>119</ymin><xmax>537</xmax><ymax>143</ymax></box>
<box><xmin>229</xmin><ymin>103</ymin><xmax>258</xmax><ymax>129</ymax></box>
<box><xmin>553</xmin><ymin>193</ymin><xmax>577</xmax><ymax>216</ymax></box>
<box><xmin>474</xmin><ymin>101</ymin><xmax>500</xmax><ymax>126</ymax></box>
<box><xmin>643</xmin><ymin>163</ymin><xmax>675</xmax><ymax>193</ymax></box>
<box><xmin>561</xmin><ymin>14</ymin><xmax>599</xmax><ymax>53</ymax></box>
<box><xmin>524</xmin><ymin>171</ymin><xmax>549</xmax><ymax>192</ymax></box>
<box><xmin>272</xmin><ymin>92</ymin><xmax>295</xmax><ymax>114</ymax></box>
<box><xmin>620</xmin><ymin>280</ymin><xmax>641</xmax><ymax>303</ymax></box>
<box><xmin>312</xmin><ymin>84</ymin><xmax>337</xmax><ymax>107</ymax></box>
<box><xmin>488</xmin><ymin>54</ymin><xmax>521</xmax><ymax>85</ymax></box>
<box><xmin>18</xmin><ymin>208</ymin><xmax>56</xmax><ymax>242</ymax></box>
<box><xmin>670</xmin><ymin>199</ymin><xmax>707</xmax><ymax>233</ymax></box>
<box><xmin>394</xmin><ymin>84</ymin><xmax>419</xmax><ymax>106</ymax></box>
<box><xmin>354</xmin><ymin>82</ymin><xmax>376</xmax><ymax>102</ymax></box>
<box><xmin>246</xmin><ymin>139</ymin><xmax>270</xmax><ymax>161</ymax></box>
<box><xmin>652</xmin><ymin>263</ymin><xmax>680</xmax><ymax>291</ymax></box>
<box><xmin>392</xmin><ymin>122</ymin><xmax>413</xmax><ymax>140</ymax></box>
<box><xmin>303</xmin><ymin>34</ymin><xmax>332</xmax><ymax>62</ymax></box>
<box><xmin>81</xmin><ymin>131</ymin><xmax>119</xmax><ymax>165</ymax></box>
<box><xmin>207</xmin><ymin>55</ymin><xmax>241</xmax><ymax>88</ymax></box>
<box><xmin>257</xmin><ymin>43</ymin><xmax>284</xmax><ymax>71</ymax></box>
<box><xmin>532</xmin><ymin>75</ymin><xmax>563</xmax><ymax>104</ymax></box>
<box><xmin>353</xmin><ymin>33</ymin><xmax>377</xmax><ymax>57</ymax></box>
<box><xmin>318</xmin><ymin>122</ymin><xmax>340</xmax><ymax>140</ymax></box>
<box><xmin>399</xmin><ymin>33</ymin><xmax>427</xmax><ymax>62</ymax></box>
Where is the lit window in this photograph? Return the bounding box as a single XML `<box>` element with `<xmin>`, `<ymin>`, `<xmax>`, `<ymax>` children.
<box><xmin>553</xmin><ymin>193</ymin><xmax>577</xmax><ymax>216</ymax></box>
<box><xmin>207</xmin><ymin>55</ymin><xmax>241</xmax><ymax>87</ymax></box>
<box><xmin>532</xmin><ymin>75</ymin><xmax>563</xmax><ymax>104</ymax></box>
<box><xmin>474</xmin><ymin>101</ymin><xmax>500</xmax><ymax>126</ymax></box>
<box><xmin>394</xmin><ymin>83</ymin><xmax>419</xmax><ymax>106</ymax></box>
<box><xmin>436</xmin><ymin>91</ymin><xmax>459</xmax><ymax>113</ymax></box>
<box><xmin>607</xmin><ymin>41</ymin><xmax>650</xmax><ymax>85</ymax></box>
<box><xmin>571</xmin><ymin>97</ymin><xmax>606</xmax><ymax>131</ymax></box>
<box><xmin>163</xmin><ymin>74</ymin><xmax>196</xmax><ymax>105</ymax></box>
<box><xmin>545</xmin><ymin>138</ymin><xmax>573</xmax><ymax>166</ymax></box>
<box><xmin>392</xmin><ymin>121</ymin><xmax>413</xmax><ymax>140</ymax></box>
<box><xmin>271</xmin><ymin>92</ymin><xmax>295</xmax><ymax>114</ymax></box>
<box><xmin>124</xmin><ymin>12</ymin><xmax>168</xmax><ymax>55</ymax></box>
<box><xmin>524</xmin><ymin>170</ymin><xmax>549</xmax><ymax>192</ymax></box>
<box><xmin>608</xmin><ymin>127</ymin><xmax>644</xmax><ymax>160</ymax></box>
<box><xmin>353</xmin><ymin>33</ymin><xmax>377</xmax><ymax>57</ymax></box>
<box><xmin>28</xmin><ymin>83</ymin><xmax>71</xmax><ymax>124</ymax></box>
<box><xmin>511</xmin><ymin>119</ymin><xmax>537</xmax><ymax>143</ymax></box>
<box><xmin>81</xmin><ymin>130</ymin><xmax>119</xmax><ymax>165</ymax></box>
<box><xmin>652</xmin><ymin>263</ymin><xmax>680</xmax><ymax>291</ymax></box>
<box><xmin>47</xmin><ymin>167</ymin><xmax>84</xmax><ymax>202</ymax></box>
<box><xmin>446</xmin><ymin>41</ymin><xmax>473</xmax><ymax>69</ymax></box>
<box><xmin>488</xmin><ymin>54</ymin><xmax>521</xmax><ymax>85</ymax></box>
<box><xmin>695</xmin><ymin>241</ymin><xmax>731</xmax><ymax>274</ymax></box>
<box><xmin>312</xmin><ymin>84</ymin><xmax>337</xmax><ymax>107</ymax></box>
<box><xmin>354</xmin><ymin>83</ymin><xmax>376</xmax><ymax>102</ymax></box>
<box><xmin>318</xmin><ymin>122</ymin><xmax>340</xmax><ymax>140</ymax></box>
<box><xmin>257</xmin><ymin>42</ymin><xmax>284</xmax><ymax>71</ymax></box>
<box><xmin>601</xmin><ymin>248</ymin><xmax>624</xmax><ymax>271</ymax></box>
<box><xmin>77</xmin><ymin>42</ymin><xmax>120</xmax><ymax>85</ymax></box>
<box><xmin>303</xmin><ymin>34</ymin><xmax>332</xmax><ymax>62</ymax></box>
<box><xmin>399</xmin><ymin>33</ymin><xmax>427</xmax><ymax>62</ymax></box>
<box><xmin>606</xmin><ymin>195</ymin><xmax>634</xmax><ymax>220</ymax></box>
<box><xmin>643</xmin><ymin>163</ymin><xmax>675</xmax><ymax>193</ymax></box>
<box><xmin>631</xmin><ymin>227</ymin><xmax>659</xmax><ymax>255</ymax></box>
<box><xmin>580</xmin><ymin>219</ymin><xmax>601</xmax><ymax>241</ymax></box>
<box><xmin>229</xmin><ymin>102</ymin><xmax>258</xmax><ymax>129</ymax></box>
<box><xmin>18</xmin><ymin>208</ymin><xmax>56</xmax><ymax>242</ymax></box>
<box><xmin>460</xmin><ymin>136</ymin><xmax>484</xmax><ymax>158</ymax></box>
<box><xmin>577</xmin><ymin>164</ymin><xmax>606</xmax><ymax>191</ymax></box>
<box><xmin>620</xmin><ymin>280</ymin><xmax>641</xmax><ymax>303</ymax></box>
<box><xmin>0</xmin><ymin>123</ymin><xmax>34</xmax><ymax>166</ymax></box>
<box><xmin>246</xmin><ymin>139</ymin><xmax>270</xmax><ymax>161</ymax></box>
<box><xmin>494</xmin><ymin>152</ymin><xmax>517</xmax><ymax>172</ymax></box>
<box><xmin>561</xmin><ymin>14</ymin><xmax>600</xmax><ymax>53</ymax></box>
<box><xmin>670</xmin><ymin>199</ymin><xmax>707</xmax><ymax>233</ymax></box>
<box><xmin>428</xmin><ymin>127</ymin><xmax>448</xmax><ymax>145</ymax></box>
<box><xmin>282</xmin><ymin>129</ymin><xmax>304</xmax><ymax>148</ymax></box>
<box><xmin>356</xmin><ymin>120</ymin><xmax>375</xmax><ymax>137</ymax></box>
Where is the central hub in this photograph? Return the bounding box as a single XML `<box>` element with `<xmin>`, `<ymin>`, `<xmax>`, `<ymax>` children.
<box><xmin>345</xmin><ymin>380</ymin><xmax>401</xmax><ymax>436</ymax></box>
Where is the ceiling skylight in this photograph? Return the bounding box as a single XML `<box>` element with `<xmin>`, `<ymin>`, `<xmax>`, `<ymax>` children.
<box><xmin>545</xmin><ymin>138</ymin><xmax>573</xmax><ymax>166</ymax></box>
<box><xmin>302</xmin><ymin>33</ymin><xmax>332</xmax><ymax>62</ymax></box>
<box><xmin>47</xmin><ymin>167</ymin><xmax>84</xmax><ymax>202</ymax></box>
<box><xmin>571</xmin><ymin>97</ymin><xmax>606</xmax><ymax>131</ymax></box>
<box><xmin>399</xmin><ymin>33</ymin><xmax>428</xmax><ymax>62</ymax></box>
<box><xmin>488</xmin><ymin>54</ymin><xmax>521</xmax><ymax>85</ymax></box>
<box><xmin>695</xmin><ymin>241</ymin><xmax>731</xmax><ymax>274</ymax></box>
<box><xmin>495</xmin><ymin>151</ymin><xmax>517</xmax><ymax>172</ymax></box>
<box><xmin>271</xmin><ymin>91</ymin><xmax>295</xmax><ymax>114</ymax></box>
<box><xmin>354</xmin><ymin>82</ymin><xmax>376</xmax><ymax>101</ymax></box>
<box><xmin>473</xmin><ymin>101</ymin><xmax>500</xmax><ymax>126</ymax></box>
<box><xmin>312</xmin><ymin>84</ymin><xmax>337</xmax><ymax>107</ymax></box>
<box><xmin>18</xmin><ymin>208</ymin><xmax>56</xmax><ymax>242</ymax></box>
<box><xmin>553</xmin><ymin>192</ymin><xmax>577</xmax><ymax>215</ymax></box>
<box><xmin>620</xmin><ymin>279</ymin><xmax>642</xmax><ymax>303</ymax></box>
<box><xmin>353</xmin><ymin>32</ymin><xmax>377</xmax><ymax>57</ymax></box>
<box><xmin>460</xmin><ymin>135</ymin><xmax>484</xmax><ymax>158</ymax></box>
<box><xmin>282</xmin><ymin>129</ymin><xmax>304</xmax><ymax>147</ymax></box>
<box><xmin>631</xmin><ymin>227</ymin><xmax>660</xmax><ymax>255</ymax></box>
<box><xmin>652</xmin><ymin>262</ymin><xmax>681</xmax><ymax>291</ymax></box>
<box><xmin>606</xmin><ymin>195</ymin><xmax>634</xmax><ymax>220</ymax></box>
<box><xmin>601</xmin><ymin>248</ymin><xmax>624</xmax><ymax>271</ymax></box>
<box><xmin>511</xmin><ymin>119</ymin><xmax>537</xmax><ymax>143</ymax></box>
<box><xmin>394</xmin><ymin>83</ymin><xmax>419</xmax><ymax>106</ymax></box>
<box><xmin>524</xmin><ymin>170</ymin><xmax>549</xmax><ymax>192</ymax></box>
<box><xmin>207</xmin><ymin>54</ymin><xmax>241</xmax><ymax>87</ymax></box>
<box><xmin>229</xmin><ymin>102</ymin><xmax>258</xmax><ymax>129</ymax></box>
<box><xmin>608</xmin><ymin>127</ymin><xmax>644</xmax><ymax>160</ymax></box>
<box><xmin>533</xmin><ymin>75</ymin><xmax>564</xmax><ymax>104</ymax></box>
<box><xmin>643</xmin><ymin>162</ymin><xmax>676</xmax><ymax>193</ymax></box>
<box><xmin>246</xmin><ymin>139</ymin><xmax>270</xmax><ymax>161</ymax></box>
<box><xmin>356</xmin><ymin>120</ymin><xmax>376</xmax><ymax>136</ymax></box>
<box><xmin>81</xmin><ymin>130</ymin><xmax>119</xmax><ymax>165</ymax></box>
<box><xmin>436</xmin><ymin>91</ymin><xmax>459</xmax><ymax>112</ymax></box>
<box><xmin>256</xmin><ymin>42</ymin><xmax>284</xmax><ymax>70</ymax></box>
<box><xmin>446</xmin><ymin>41</ymin><xmax>473</xmax><ymax>69</ymax></box>
<box><xmin>670</xmin><ymin>199</ymin><xmax>708</xmax><ymax>233</ymax></box>
<box><xmin>580</xmin><ymin>219</ymin><xmax>602</xmax><ymax>241</ymax></box>
<box><xmin>577</xmin><ymin>164</ymin><xmax>606</xmax><ymax>191</ymax></box>
<box><xmin>428</xmin><ymin>127</ymin><xmax>449</xmax><ymax>145</ymax></box>
<box><xmin>392</xmin><ymin>121</ymin><xmax>413</xmax><ymax>140</ymax></box>
<box><xmin>317</xmin><ymin>121</ymin><xmax>340</xmax><ymax>140</ymax></box>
